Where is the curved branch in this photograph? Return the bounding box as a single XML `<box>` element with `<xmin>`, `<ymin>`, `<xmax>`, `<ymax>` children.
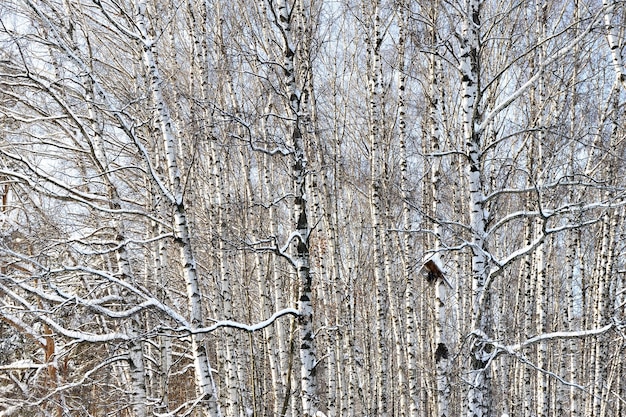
<box><xmin>189</xmin><ymin>308</ymin><xmax>300</xmax><ymax>334</ymax></box>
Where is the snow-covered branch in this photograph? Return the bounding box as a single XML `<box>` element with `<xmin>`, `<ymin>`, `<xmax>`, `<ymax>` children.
<box><xmin>508</xmin><ymin>322</ymin><xmax>618</xmax><ymax>351</ymax></box>
<box><xmin>241</xmin><ymin>235</ymin><xmax>298</xmax><ymax>266</ymax></box>
<box><xmin>189</xmin><ymin>308</ymin><xmax>299</xmax><ymax>334</ymax></box>
<box><xmin>470</xmin><ymin>321</ymin><xmax>620</xmax><ymax>360</ymax></box>
<box><xmin>0</xmin><ymin>165</ymin><xmax>167</xmax><ymax>225</ymax></box>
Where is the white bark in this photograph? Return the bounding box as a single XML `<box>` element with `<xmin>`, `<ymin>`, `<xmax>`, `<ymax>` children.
<box><xmin>262</xmin><ymin>151</ymin><xmax>289</xmax><ymax>416</ymax></box>
<box><xmin>603</xmin><ymin>0</ymin><xmax>626</xmax><ymax>88</ymax></box>
<box><xmin>532</xmin><ymin>5</ymin><xmax>549</xmax><ymax>415</ymax></box>
<box><xmin>214</xmin><ymin>9</ymin><xmax>242</xmax><ymax>414</ymax></box>
<box><xmin>397</xmin><ymin>4</ymin><xmax>419</xmax><ymax>416</ymax></box>
<box><xmin>128</xmin><ymin>338</ymin><xmax>148</xmax><ymax>417</ymax></box>
<box><xmin>459</xmin><ymin>1</ymin><xmax>492</xmax><ymax>416</ymax></box>
<box><xmin>568</xmin><ymin>5</ymin><xmax>582</xmax><ymax>416</ymax></box>
<box><xmin>134</xmin><ymin>2</ymin><xmax>220</xmax><ymax>415</ymax></box>
<box><xmin>256</xmin><ymin>55</ymin><xmax>290</xmax><ymax>413</ymax></box>
<box><xmin>76</xmin><ymin>16</ymin><xmax>149</xmax><ymax>412</ymax></box>
<box><xmin>434</xmin><ymin>277</ymin><xmax>451</xmax><ymax>417</ymax></box>
<box><xmin>365</xmin><ymin>2</ymin><xmax>389</xmax><ymax>416</ymax></box>
<box><xmin>427</xmin><ymin>10</ymin><xmax>451</xmax><ymax>416</ymax></box>
<box><xmin>270</xmin><ymin>0</ymin><xmax>318</xmax><ymax>415</ymax></box>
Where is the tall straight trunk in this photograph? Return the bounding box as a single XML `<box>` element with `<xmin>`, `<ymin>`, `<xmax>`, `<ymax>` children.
<box><xmin>568</xmin><ymin>237</ymin><xmax>581</xmax><ymax>417</ymax></box>
<box><xmin>516</xmin><ymin>111</ymin><xmax>537</xmax><ymax>417</ymax></box>
<box><xmin>614</xmin><ymin>216</ymin><xmax>626</xmax><ymax>417</ymax></box>
<box><xmin>534</xmin><ymin>239</ymin><xmax>548</xmax><ymax>417</ymax></box>
<box><xmin>365</xmin><ymin>2</ymin><xmax>389</xmax><ymax>416</ymax></box>
<box><xmin>381</xmin><ymin>122</ymin><xmax>403</xmax><ymax>414</ymax></box>
<box><xmin>532</xmin><ymin>4</ymin><xmax>549</xmax><ymax>415</ymax></box>
<box><xmin>592</xmin><ymin>4</ymin><xmax>626</xmax><ymax>414</ymax></box>
<box><xmin>127</xmin><ymin>335</ymin><xmax>148</xmax><ymax>417</ymax></box>
<box><xmin>263</xmin><ymin>151</ymin><xmax>291</xmax><ymax>416</ymax></box>
<box><xmin>596</xmin><ymin>77</ymin><xmax>623</xmax><ymax>417</ymax></box>
<box><xmin>604</xmin><ymin>0</ymin><xmax>626</xmax><ymax>88</ymax></box>
<box><xmin>385</xmin><ymin>224</ymin><xmax>405</xmax><ymax>416</ymax></box>
<box><xmin>459</xmin><ymin>1</ymin><xmax>492</xmax><ymax>417</ymax></box>
<box><xmin>304</xmin><ymin>22</ymin><xmax>339</xmax><ymax>416</ymax></box>
<box><xmin>426</xmin><ymin>7</ymin><xmax>451</xmax><ymax>416</ymax></box>
<box><xmin>568</xmin><ymin>4</ymin><xmax>581</xmax><ymax>416</ymax></box>
<box><xmin>258</xmin><ymin>148</ymin><xmax>286</xmax><ymax>416</ymax></box>
<box><xmin>592</xmin><ymin>211</ymin><xmax>612</xmax><ymax>417</ymax></box>
<box><xmin>257</xmin><ymin>65</ymin><xmax>290</xmax><ymax>414</ymax></box>
<box><xmin>324</xmin><ymin>54</ymin><xmax>357</xmax><ymax>417</ymax></box>
<box><xmin>434</xmin><ymin>276</ymin><xmax>450</xmax><ymax>417</ymax></box>
<box><xmin>271</xmin><ymin>1</ymin><xmax>318</xmax><ymax>415</ymax></box>
<box><xmin>321</xmin><ymin>157</ymin><xmax>343</xmax><ymax>417</ymax></box>
<box><xmin>397</xmin><ymin>5</ymin><xmax>419</xmax><ymax>416</ymax></box>
<box><xmin>308</xmin><ymin>127</ymin><xmax>336</xmax><ymax>417</ymax></box>
<box><xmin>343</xmin><ymin>239</ymin><xmax>357</xmax><ymax>417</ymax></box>
<box><xmin>593</xmin><ymin>151</ymin><xmax>620</xmax><ymax>417</ymax></box>
<box><xmin>153</xmin><ymin>217</ymin><xmax>171</xmax><ymax>412</ymax></box>
<box><xmin>213</xmin><ymin>6</ymin><xmax>245</xmax><ymax>414</ymax></box>
<box><xmin>134</xmin><ymin>2</ymin><xmax>220</xmax><ymax>415</ymax></box>
<box><xmin>214</xmin><ymin>159</ymin><xmax>240</xmax><ymax>417</ymax></box>
<box><xmin>396</xmin><ymin>6</ymin><xmax>413</xmax><ymax>416</ymax></box>
<box><xmin>521</xmin><ymin>214</ymin><xmax>535</xmax><ymax>416</ymax></box>
<box><xmin>311</xmin><ymin>68</ymin><xmax>342</xmax><ymax>417</ymax></box>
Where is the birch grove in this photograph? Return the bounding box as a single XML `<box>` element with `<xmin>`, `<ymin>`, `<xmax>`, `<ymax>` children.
<box><xmin>1</xmin><ymin>1</ymin><xmax>626</xmax><ymax>417</ymax></box>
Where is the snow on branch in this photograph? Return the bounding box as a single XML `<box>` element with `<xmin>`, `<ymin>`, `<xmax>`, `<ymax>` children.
<box><xmin>0</xmin><ymin>309</ymin><xmax>47</xmax><ymax>347</ymax></box>
<box><xmin>279</xmin><ymin>231</ymin><xmax>306</xmax><ymax>256</ymax></box>
<box><xmin>508</xmin><ymin>322</ymin><xmax>618</xmax><ymax>351</ymax></box>
<box><xmin>190</xmin><ymin>308</ymin><xmax>299</xmax><ymax>334</ymax></box>
<box><xmin>470</xmin><ymin>320</ymin><xmax>621</xmax><ymax>359</ymax></box>
<box><xmin>467</xmin><ymin>326</ymin><xmax>617</xmax><ymax>395</ymax></box>
<box><xmin>43</xmin><ymin>266</ymin><xmax>192</xmax><ymax>327</ymax></box>
<box><xmin>240</xmin><ymin>235</ymin><xmax>297</xmax><ymax>266</ymax></box>
<box><xmin>16</xmin><ymin>354</ymin><xmax>129</xmax><ymax>407</ymax></box>
<box><xmin>0</xmin><ymin>165</ymin><xmax>167</xmax><ymax>225</ymax></box>
<box><xmin>0</xmin><ymin>361</ymin><xmax>46</xmax><ymax>371</ymax></box>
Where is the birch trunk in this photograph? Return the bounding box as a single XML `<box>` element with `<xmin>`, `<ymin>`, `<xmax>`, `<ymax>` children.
<box><xmin>246</xmin><ymin>2</ymin><xmax>292</xmax><ymax>409</ymax></box>
<box><xmin>311</xmin><ymin>65</ymin><xmax>343</xmax><ymax>417</ymax></box>
<box><xmin>426</xmin><ymin>7</ymin><xmax>451</xmax><ymax>416</ymax></box>
<box><xmin>459</xmin><ymin>2</ymin><xmax>493</xmax><ymax>416</ymax></box>
<box><xmin>263</xmin><ymin>152</ymin><xmax>290</xmax><ymax>416</ymax></box>
<box><xmin>213</xmin><ymin>6</ymin><xmax>244</xmax><ymax>414</ymax></box>
<box><xmin>365</xmin><ymin>2</ymin><xmax>389</xmax><ymax>416</ymax></box>
<box><xmin>592</xmin><ymin>211</ymin><xmax>611</xmax><ymax>417</ymax></box>
<box><xmin>604</xmin><ymin>0</ymin><xmax>626</xmax><ymax>89</ymax></box>
<box><xmin>134</xmin><ymin>2</ymin><xmax>220</xmax><ymax>415</ymax></box>
<box><xmin>397</xmin><ymin>4</ymin><xmax>419</xmax><ymax>416</ymax></box>
<box><xmin>154</xmin><ymin>219</ymin><xmax>171</xmax><ymax>412</ymax></box>
<box><xmin>592</xmin><ymin>136</ymin><xmax>620</xmax><ymax>417</ymax></box>
<box><xmin>520</xmin><ymin>207</ymin><xmax>535</xmax><ymax>416</ymax></box>
<box><xmin>396</xmin><ymin>6</ymin><xmax>416</xmax><ymax>416</ymax></box>
<box><xmin>532</xmin><ymin>4</ymin><xmax>549</xmax><ymax>414</ymax></box>
<box><xmin>568</xmin><ymin>5</ymin><xmax>581</xmax><ymax>416</ymax></box>
<box><xmin>269</xmin><ymin>1</ymin><xmax>318</xmax><ymax>415</ymax></box>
